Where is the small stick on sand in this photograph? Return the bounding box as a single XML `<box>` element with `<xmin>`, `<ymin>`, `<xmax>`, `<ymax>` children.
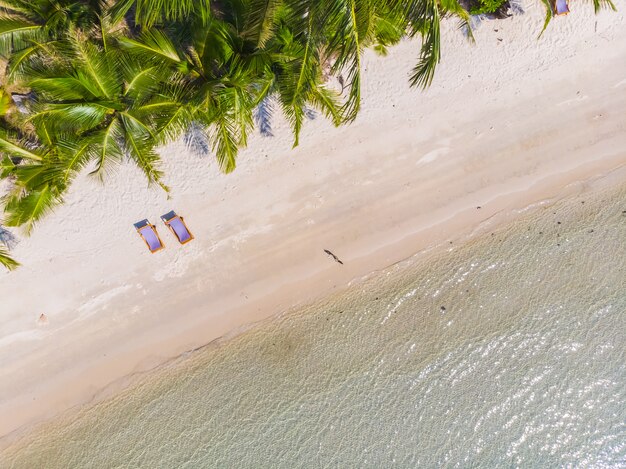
<box><xmin>324</xmin><ymin>249</ymin><xmax>344</xmax><ymax>265</ymax></box>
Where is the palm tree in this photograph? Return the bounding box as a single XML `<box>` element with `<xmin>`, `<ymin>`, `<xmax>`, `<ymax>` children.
<box><xmin>0</xmin><ymin>0</ymin><xmax>617</xmax><ymax>238</ymax></box>
<box><xmin>239</xmin><ymin>0</ymin><xmax>469</xmax><ymax>117</ymax></box>
<box><xmin>0</xmin><ymin>0</ymin><xmax>480</xmax><ymax>183</ymax></box>
<box><xmin>116</xmin><ymin>0</ymin><xmax>408</xmax><ymax>168</ymax></box>
<box><xmin>113</xmin><ymin>0</ymin><xmax>473</xmax><ymax>172</ymax></box>
<box><xmin>118</xmin><ymin>15</ymin><xmax>344</xmax><ymax>171</ymax></box>
<box><xmin>26</xmin><ymin>31</ymin><xmax>177</xmax><ymax>181</ymax></box>
<box><xmin>0</xmin><ymin>30</ymin><xmax>182</xmax><ymax>232</ymax></box>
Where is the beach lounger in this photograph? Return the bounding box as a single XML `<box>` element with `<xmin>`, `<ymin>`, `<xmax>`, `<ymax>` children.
<box><xmin>161</xmin><ymin>211</ymin><xmax>194</xmax><ymax>244</ymax></box>
<box><xmin>554</xmin><ymin>0</ymin><xmax>569</xmax><ymax>15</ymax></box>
<box><xmin>134</xmin><ymin>220</ymin><xmax>165</xmax><ymax>253</ymax></box>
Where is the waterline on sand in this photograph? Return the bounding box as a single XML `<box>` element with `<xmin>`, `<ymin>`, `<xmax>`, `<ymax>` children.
<box><xmin>2</xmin><ymin>176</ymin><xmax>625</xmax><ymax>468</ymax></box>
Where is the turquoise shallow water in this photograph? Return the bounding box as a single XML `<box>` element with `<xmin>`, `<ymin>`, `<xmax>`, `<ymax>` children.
<box><xmin>3</xmin><ymin>182</ymin><xmax>626</xmax><ymax>468</ymax></box>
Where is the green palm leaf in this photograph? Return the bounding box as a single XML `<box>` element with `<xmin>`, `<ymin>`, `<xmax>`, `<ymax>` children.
<box><xmin>0</xmin><ymin>16</ymin><xmax>44</xmax><ymax>57</ymax></box>
<box><xmin>118</xmin><ymin>29</ymin><xmax>181</xmax><ymax>63</ymax></box>
<box><xmin>407</xmin><ymin>0</ymin><xmax>441</xmax><ymax>88</ymax></box>
<box><xmin>71</xmin><ymin>37</ymin><xmax>120</xmax><ymax>99</ymax></box>
<box><xmin>0</xmin><ymin>88</ymin><xmax>11</xmax><ymax>116</ymax></box>
<box><xmin>28</xmin><ymin>76</ymin><xmax>98</xmax><ymax>101</ymax></box>
<box><xmin>0</xmin><ymin>245</ymin><xmax>19</xmax><ymax>270</ymax></box>
<box><xmin>0</xmin><ymin>128</ymin><xmax>43</xmax><ymax>161</ymax></box>
<box><xmin>123</xmin><ymin>64</ymin><xmax>162</xmax><ymax>100</ymax></box>
<box><xmin>107</xmin><ymin>0</ymin><xmax>135</xmax><ymax>25</ymax></box>
<box><xmin>88</xmin><ymin>118</ymin><xmax>125</xmax><ymax>179</ymax></box>
<box><xmin>143</xmin><ymin>100</ymin><xmax>191</xmax><ymax>144</ymax></box>
<box><xmin>6</xmin><ymin>41</ymin><xmax>47</xmax><ymax>80</ymax></box>
<box><xmin>210</xmin><ymin>116</ymin><xmax>239</xmax><ymax>173</ymax></box>
<box><xmin>280</xmin><ymin>14</ymin><xmax>315</xmax><ymax>147</ymax></box>
<box><xmin>119</xmin><ymin>111</ymin><xmax>166</xmax><ymax>188</ymax></box>
<box><xmin>242</xmin><ymin>0</ymin><xmax>284</xmax><ymax>48</ymax></box>
<box><xmin>309</xmin><ymin>85</ymin><xmax>342</xmax><ymax>126</ymax></box>
<box><xmin>109</xmin><ymin>0</ymin><xmax>212</xmax><ymax>28</ymax></box>
<box><xmin>29</xmin><ymin>104</ymin><xmax>111</xmax><ymax>134</ymax></box>
<box><xmin>190</xmin><ymin>20</ymin><xmax>236</xmax><ymax>76</ymax></box>
<box><xmin>328</xmin><ymin>0</ymin><xmax>376</xmax><ymax>121</ymax></box>
<box><xmin>4</xmin><ymin>184</ymin><xmax>58</xmax><ymax>233</ymax></box>
<box><xmin>592</xmin><ymin>0</ymin><xmax>616</xmax><ymax>12</ymax></box>
<box><xmin>2</xmin><ymin>135</ymin><xmax>88</xmax><ymax>188</ymax></box>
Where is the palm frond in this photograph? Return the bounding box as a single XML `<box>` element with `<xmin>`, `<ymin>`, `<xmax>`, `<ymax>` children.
<box><xmin>371</xmin><ymin>9</ymin><xmax>406</xmax><ymax>55</ymax></box>
<box><xmin>119</xmin><ymin>112</ymin><xmax>166</xmax><ymax>189</ymax></box>
<box><xmin>219</xmin><ymin>83</ymin><xmax>255</xmax><ymax>147</ymax></box>
<box><xmin>537</xmin><ymin>0</ymin><xmax>553</xmax><ymax>37</ymax></box>
<box><xmin>0</xmin><ymin>1</ymin><xmax>31</xmax><ymax>15</ymax></box>
<box><xmin>117</xmin><ymin>29</ymin><xmax>181</xmax><ymax>63</ymax></box>
<box><xmin>6</xmin><ymin>41</ymin><xmax>49</xmax><ymax>81</ymax></box>
<box><xmin>0</xmin><ymin>88</ymin><xmax>11</xmax><ymax>116</ymax></box>
<box><xmin>242</xmin><ymin>0</ymin><xmax>284</xmax><ymax>48</ymax></box>
<box><xmin>70</xmin><ymin>36</ymin><xmax>120</xmax><ymax>99</ymax></box>
<box><xmin>439</xmin><ymin>0</ymin><xmax>473</xmax><ymax>43</ymax></box>
<box><xmin>278</xmin><ymin>13</ymin><xmax>315</xmax><ymax>147</ymax></box>
<box><xmin>139</xmin><ymin>81</ymin><xmax>192</xmax><ymax>143</ymax></box>
<box><xmin>0</xmin><ymin>245</ymin><xmax>19</xmax><ymax>270</ymax></box>
<box><xmin>0</xmin><ymin>128</ymin><xmax>43</xmax><ymax>161</ymax></box>
<box><xmin>0</xmin><ymin>16</ymin><xmax>45</xmax><ymax>57</ymax></box>
<box><xmin>309</xmin><ymin>85</ymin><xmax>342</xmax><ymax>126</ymax></box>
<box><xmin>108</xmin><ymin>0</ymin><xmax>135</xmax><ymax>25</ymax></box>
<box><xmin>29</xmin><ymin>104</ymin><xmax>111</xmax><ymax>134</ymax></box>
<box><xmin>7</xmin><ymin>160</ymin><xmax>64</xmax><ymax>191</ymax></box>
<box><xmin>110</xmin><ymin>0</ymin><xmax>212</xmax><ymax>28</ymax></box>
<box><xmin>153</xmin><ymin>104</ymin><xmax>192</xmax><ymax>144</ymax></box>
<box><xmin>191</xmin><ymin>20</ymin><xmax>237</xmax><ymax>76</ymax></box>
<box><xmin>88</xmin><ymin>118</ymin><xmax>125</xmax><ymax>179</ymax></box>
<box><xmin>56</xmin><ymin>138</ymin><xmax>94</xmax><ymax>185</ymax></box>
<box><xmin>408</xmin><ymin>0</ymin><xmax>441</xmax><ymax>88</ymax></box>
<box><xmin>28</xmin><ymin>76</ymin><xmax>98</xmax><ymax>101</ymax></box>
<box><xmin>592</xmin><ymin>0</ymin><xmax>616</xmax><ymax>13</ymax></box>
<box><xmin>3</xmin><ymin>184</ymin><xmax>59</xmax><ymax>234</ymax></box>
<box><xmin>210</xmin><ymin>116</ymin><xmax>239</xmax><ymax>173</ymax></box>
<box><xmin>328</xmin><ymin>0</ymin><xmax>376</xmax><ymax>121</ymax></box>
<box><xmin>122</xmin><ymin>63</ymin><xmax>162</xmax><ymax>100</ymax></box>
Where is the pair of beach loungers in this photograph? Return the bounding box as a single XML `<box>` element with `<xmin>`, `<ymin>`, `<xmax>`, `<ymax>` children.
<box><xmin>135</xmin><ymin>211</ymin><xmax>193</xmax><ymax>253</ymax></box>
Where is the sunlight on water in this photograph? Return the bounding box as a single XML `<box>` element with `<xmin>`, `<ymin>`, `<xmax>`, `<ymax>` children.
<box><xmin>3</xmin><ymin>182</ymin><xmax>626</xmax><ymax>468</ymax></box>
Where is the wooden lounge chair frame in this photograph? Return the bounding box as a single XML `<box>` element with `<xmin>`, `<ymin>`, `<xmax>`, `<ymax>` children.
<box><xmin>161</xmin><ymin>211</ymin><xmax>194</xmax><ymax>244</ymax></box>
<box><xmin>134</xmin><ymin>220</ymin><xmax>165</xmax><ymax>253</ymax></box>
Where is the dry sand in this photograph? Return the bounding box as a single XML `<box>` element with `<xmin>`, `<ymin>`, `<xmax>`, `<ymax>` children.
<box><xmin>0</xmin><ymin>0</ymin><xmax>625</xmax><ymax>445</ymax></box>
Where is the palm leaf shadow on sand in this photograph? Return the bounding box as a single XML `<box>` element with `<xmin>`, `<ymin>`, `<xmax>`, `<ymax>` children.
<box><xmin>184</xmin><ymin>123</ymin><xmax>211</xmax><ymax>157</ymax></box>
<box><xmin>254</xmin><ymin>96</ymin><xmax>274</xmax><ymax>137</ymax></box>
<box><xmin>0</xmin><ymin>225</ymin><xmax>18</xmax><ymax>250</ymax></box>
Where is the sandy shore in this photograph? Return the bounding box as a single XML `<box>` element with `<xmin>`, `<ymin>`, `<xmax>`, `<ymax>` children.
<box><xmin>1</xmin><ymin>0</ymin><xmax>625</xmax><ymax>446</ymax></box>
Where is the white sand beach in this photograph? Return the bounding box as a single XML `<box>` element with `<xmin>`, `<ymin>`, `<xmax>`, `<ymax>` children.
<box><xmin>1</xmin><ymin>0</ymin><xmax>625</xmax><ymax>445</ymax></box>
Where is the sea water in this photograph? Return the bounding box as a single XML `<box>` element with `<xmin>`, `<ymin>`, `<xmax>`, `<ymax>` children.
<box><xmin>2</xmin><ymin>182</ymin><xmax>626</xmax><ymax>468</ymax></box>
